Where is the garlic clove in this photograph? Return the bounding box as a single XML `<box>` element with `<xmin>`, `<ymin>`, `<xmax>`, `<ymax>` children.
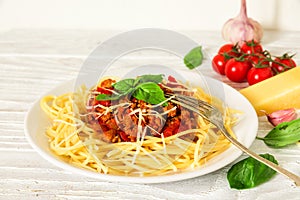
<box><xmin>222</xmin><ymin>0</ymin><xmax>263</xmax><ymax>46</ymax></box>
<box><xmin>266</xmin><ymin>108</ymin><xmax>297</xmax><ymax>126</ymax></box>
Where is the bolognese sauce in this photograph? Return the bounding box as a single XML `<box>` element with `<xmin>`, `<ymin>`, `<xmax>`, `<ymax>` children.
<box><xmin>87</xmin><ymin>76</ymin><xmax>198</xmax><ymax>143</ymax></box>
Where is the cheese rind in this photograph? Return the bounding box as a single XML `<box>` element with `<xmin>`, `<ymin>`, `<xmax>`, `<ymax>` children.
<box><xmin>240</xmin><ymin>67</ymin><xmax>300</xmax><ymax>116</ymax></box>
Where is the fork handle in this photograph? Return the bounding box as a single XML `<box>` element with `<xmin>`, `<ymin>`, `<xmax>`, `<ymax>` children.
<box><xmin>221</xmin><ymin>129</ymin><xmax>300</xmax><ymax>187</ymax></box>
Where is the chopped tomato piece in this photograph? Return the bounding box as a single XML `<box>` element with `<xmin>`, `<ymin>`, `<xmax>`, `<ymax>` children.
<box><xmin>168</xmin><ymin>75</ymin><xmax>177</xmax><ymax>82</ymax></box>
<box><xmin>119</xmin><ymin>131</ymin><xmax>130</xmax><ymax>142</ymax></box>
<box><xmin>96</xmin><ymin>87</ymin><xmax>112</xmax><ymax>95</ymax></box>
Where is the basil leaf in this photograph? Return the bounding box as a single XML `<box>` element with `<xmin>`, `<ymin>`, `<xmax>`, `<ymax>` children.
<box><xmin>112</xmin><ymin>78</ymin><xmax>135</xmax><ymax>93</ymax></box>
<box><xmin>95</xmin><ymin>94</ymin><xmax>121</xmax><ymax>101</ymax></box>
<box><xmin>227</xmin><ymin>153</ymin><xmax>278</xmax><ymax>189</ymax></box>
<box><xmin>257</xmin><ymin>118</ymin><xmax>300</xmax><ymax>147</ymax></box>
<box><xmin>133</xmin><ymin>82</ymin><xmax>166</xmax><ymax>105</ymax></box>
<box><xmin>134</xmin><ymin>74</ymin><xmax>164</xmax><ymax>85</ymax></box>
<box><xmin>96</xmin><ymin>74</ymin><xmax>167</xmax><ymax>105</ymax></box>
<box><xmin>184</xmin><ymin>46</ymin><xmax>203</xmax><ymax>69</ymax></box>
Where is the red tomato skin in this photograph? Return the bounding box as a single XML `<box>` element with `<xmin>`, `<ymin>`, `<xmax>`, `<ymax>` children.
<box><xmin>271</xmin><ymin>57</ymin><xmax>296</xmax><ymax>74</ymax></box>
<box><xmin>218</xmin><ymin>44</ymin><xmax>240</xmax><ymax>57</ymax></box>
<box><xmin>240</xmin><ymin>41</ymin><xmax>263</xmax><ymax>54</ymax></box>
<box><xmin>168</xmin><ymin>75</ymin><xmax>177</xmax><ymax>82</ymax></box>
<box><xmin>119</xmin><ymin>131</ymin><xmax>130</xmax><ymax>142</ymax></box>
<box><xmin>225</xmin><ymin>59</ymin><xmax>251</xmax><ymax>83</ymax></box>
<box><xmin>97</xmin><ymin>100</ymin><xmax>111</xmax><ymax>107</ymax></box>
<box><xmin>246</xmin><ymin>53</ymin><xmax>269</xmax><ymax>67</ymax></box>
<box><xmin>97</xmin><ymin>86</ymin><xmax>112</xmax><ymax>95</ymax></box>
<box><xmin>96</xmin><ymin>87</ymin><xmax>112</xmax><ymax>106</ymax></box>
<box><xmin>247</xmin><ymin>67</ymin><xmax>273</xmax><ymax>85</ymax></box>
<box><xmin>212</xmin><ymin>54</ymin><xmax>227</xmax><ymax>75</ymax></box>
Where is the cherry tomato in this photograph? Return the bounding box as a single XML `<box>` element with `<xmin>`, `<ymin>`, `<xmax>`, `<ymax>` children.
<box><xmin>240</xmin><ymin>40</ymin><xmax>263</xmax><ymax>54</ymax></box>
<box><xmin>246</xmin><ymin>53</ymin><xmax>269</xmax><ymax>67</ymax></box>
<box><xmin>271</xmin><ymin>54</ymin><xmax>296</xmax><ymax>74</ymax></box>
<box><xmin>247</xmin><ymin>67</ymin><xmax>273</xmax><ymax>85</ymax></box>
<box><xmin>212</xmin><ymin>54</ymin><xmax>227</xmax><ymax>75</ymax></box>
<box><xmin>225</xmin><ymin>58</ymin><xmax>251</xmax><ymax>82</ymax></box>
<box><xmin>218</xmin><ymin>44</ymin><xmax>240</xmax><ymax>58</ymax></box>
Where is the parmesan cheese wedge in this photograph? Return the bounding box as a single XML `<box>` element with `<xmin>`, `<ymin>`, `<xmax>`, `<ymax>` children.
<box><xmin>240</xmin><ymin>67</ymin><xmax>300</xmax><ymax>116</ymax></box>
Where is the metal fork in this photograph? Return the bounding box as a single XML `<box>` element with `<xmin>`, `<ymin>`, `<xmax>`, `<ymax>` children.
<box><xmin>166</xmin><ymin>93</ymin><xmax>300</xmax><ymax>187</ymax></box>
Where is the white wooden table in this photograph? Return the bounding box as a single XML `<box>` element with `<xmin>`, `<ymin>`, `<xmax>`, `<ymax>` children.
<box><xmin>1</xmin><ymin>29</ymin><xmax>300</xmax><ymax>200</ymax></box>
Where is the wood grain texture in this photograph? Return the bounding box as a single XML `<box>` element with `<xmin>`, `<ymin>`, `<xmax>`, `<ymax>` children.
<box><xmin>1</xmin><ymin>29</ymin><xmax>300</xmax><ymax>200</ymax></box>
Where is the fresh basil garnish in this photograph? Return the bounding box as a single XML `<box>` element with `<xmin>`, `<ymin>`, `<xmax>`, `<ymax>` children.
<box><xmin>257</xmin><ymin>118</ymin><xmax>300</xmax><ymax>147</ymax></box>
<box><xmin>227</xmin><ymin>153</ymin><xmax>278</xmax><ymax>189</ymax></box>
<box><xmin>112</xmin><ymin>78</ymin><xmax>135</xmax><ymax>93</ymax></box>
<box><xmin>134</xmin><ymin>74</ymin><xmax>164</xmax><ymax>84</ymax></box>
<box><xmin>133</xmin><ymin>82</ymin><xmax>167</xmax><ymax>105</ymax></box>
<box><xmin>184</xmin><ymin>46</ymin><xmax>203</xmax><ymax>69</ymax></box>
<box><xmin>96</xmin><ymin>74</ymin><xmax>167</xmax><ymax>106</ymax></box>
<box><xmin>95</xmin><ymin>94</ymin><xmax>121</xmax><ymax>101</ymax></box>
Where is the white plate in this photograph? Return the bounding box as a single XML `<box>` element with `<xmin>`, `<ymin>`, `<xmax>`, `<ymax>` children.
<box><xmin>24</xmin><ymin>74</ymin><xmax>258</xmax><ymax>183</ymax></box>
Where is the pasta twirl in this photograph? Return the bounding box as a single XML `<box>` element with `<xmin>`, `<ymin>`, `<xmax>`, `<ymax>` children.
<box><xmin>40</xmin><ymin>75</ymin><xmax>239</xmax><ymax>176</ymax></box>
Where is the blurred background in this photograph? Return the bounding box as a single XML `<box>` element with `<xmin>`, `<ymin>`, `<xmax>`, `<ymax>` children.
<box><xmin>0</xmin><ymin>0</ymin><xmax>299</xmax><ymax>31</ymax></box>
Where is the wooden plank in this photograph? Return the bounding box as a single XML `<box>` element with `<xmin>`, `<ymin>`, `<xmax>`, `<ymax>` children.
<box><xmin>1</xmin><ymin>30</ymin><xmax>300</xmax><ymax>199</ymax></box>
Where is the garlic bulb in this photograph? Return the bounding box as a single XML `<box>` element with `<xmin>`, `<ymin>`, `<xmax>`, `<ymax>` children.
<box><xmin>222</xmin><ymin>0</ymin><xmax>263</xmax><ymax>46</ymax></box>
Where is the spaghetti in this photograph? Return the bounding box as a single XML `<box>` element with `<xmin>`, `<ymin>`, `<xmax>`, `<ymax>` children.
<box><xmin>40</xmin><ymin>75</ymin><xmax>239</xmax><ymax>176</ymax></box>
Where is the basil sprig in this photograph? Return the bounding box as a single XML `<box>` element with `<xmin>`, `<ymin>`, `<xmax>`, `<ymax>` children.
<box><xmin>133</xmin><ymin>82</ymin><xmax>166</xmax><ymax>105</ymax></box>
<box><xmin>96</xmin><ymin>74</ymin><xmax>167</xmax><ymax>106</ymax></box>
<box><xmin>257</xmin><ymin>118</ymin><xmax>300</xmax><ymax>148</ymax></box>
<box><xmin>184</xmin><ymin>46</ymin><xmax>203</xmax><ymax>69</ymax></box>
<box><xmin>227</xmin><ymin>153</ymin><xmax>278</xmax><ymax>189</ymax></box>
